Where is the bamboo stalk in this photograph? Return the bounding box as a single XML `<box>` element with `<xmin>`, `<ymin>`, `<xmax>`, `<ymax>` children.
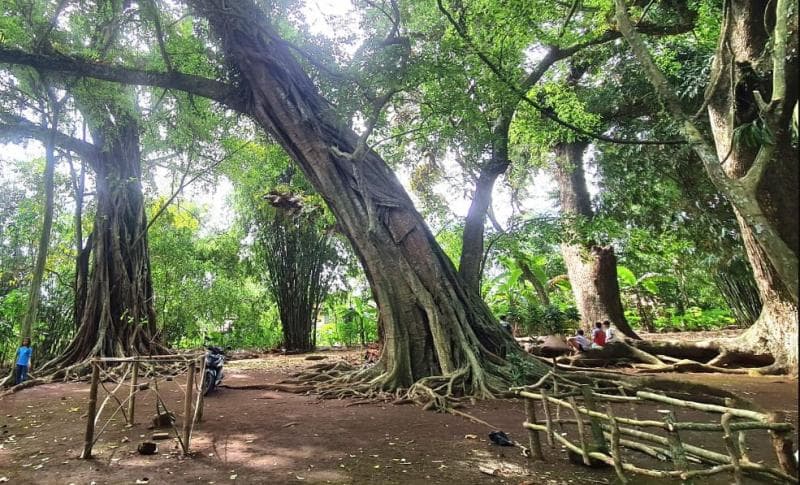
<box><xmin>81</xmin><ymin>360</ymin><xmax>100</xmax><ymax>459</ymax></box>
<box><xmin>193</xmin><ymin>355</ymin><xmax>205</xmax><ymax>424</ymax></box>
<box><xmin>721</xmin><ymin>413</ymin><xmax>743</xmax><ymax>484</ymax></box>
<box><xmin>127</xmin><ymin>359</ymin><xmax>139</xmax><ymax>424</ymax></box>
<box><xmin>524</xmin><ymin>398</ymin><xmax>544</xmax><ymax>461</ymax></box>
<box><xmin>567</xmin><ymin>396</ymin><xmax>591</xmax><ymax>466</ymax></box>
<box><xmin>580</xmin><ymin>385</ymin><xmax>608</xmax><ymax>453</ymax></box>
<box><xmin>517</xmin><ymin>391</ymin><xmax>791</xmax><ymax>432</ymax></box>
<box><xmin>525</xmin><ymin>422</ymin><xmax>796</xmax><ymax>482</ymax></box>
<box><xmin>606</xmin><ymin>405</ymin><xmax>628</xmax><ymax>484</ymax></box>
<box><xmin>539</xmin><ymin>389</ymin><xmax>554</xmax><ymax>447</ymax></box>
<box><xmin>663</xmin><ymin>411</ymin><xmax>691</xmax><ymax>484</ymax></box>
<box><xmin>637</xmin><ymin>391</ymin><xmax>767</xmax><ymax>421</ymax></box>
<box><xmin>768</xmin><ymin>411</ymin><xmax>798</xmax><ymax>476</ymax></box>
<box><xmin>181</xmin><ymin>361</ymin><xmax>195</xmax><ymax>455</ymax></box>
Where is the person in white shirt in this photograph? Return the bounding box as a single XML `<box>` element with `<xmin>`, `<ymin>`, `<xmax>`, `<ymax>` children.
<box><xmin>567</xmin><ymin>329</ymin><xmax>591</xmax><ymax>353</ymax></box>
<box><xmin>603</xmin><ymin>320</ymin><xmax>618</xmax><ymax>343</ymax></box>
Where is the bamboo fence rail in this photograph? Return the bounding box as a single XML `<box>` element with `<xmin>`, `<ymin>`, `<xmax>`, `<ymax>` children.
<box><xmin>513</xmin><ymin>375</ymin><xmax>797</xmax><ymax>484</ymax></box>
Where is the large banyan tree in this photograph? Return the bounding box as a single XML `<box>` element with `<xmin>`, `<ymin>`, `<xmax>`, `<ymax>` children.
<box><xmin>0</xmin><ymin>85</ymin><xmax>165</xmax><ymax>375</ymax></box>
<box><xmin>0</xmin><ymin>0</ymin><xmax>795</xmax><ymax>388</ymax></box>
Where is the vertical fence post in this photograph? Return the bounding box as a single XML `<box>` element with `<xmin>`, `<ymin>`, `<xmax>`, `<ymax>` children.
<box><xmin>605</xmin><ymin>405</ymin><xmax>628</xmax><ymax>484</ymax></box>
<box><xmin>524</xmin><ymin>398</ymin><xmax>544</xmax><ymax>461</ymax></box>
<box><xmin>182</xmin><ymin>360</ymin><xmax>196</xmax><ymax>455</ymax></box>
<box><xmin>127</xmin><ymin>359</ymin><xmax>139</xmax><ymax>425</ymax></box>
<box><xmin>720</xmin><ymin>413</ymin><xmax>743</xmax><ymax>484</ymax></box>
<box><xmin>567</xmin><ymin>396</ymin><xmax>591</xmax><ymax>466</ymax></box>
<box><xmin>539</xmin><ymin>389</ymin><xmax>555</xmax><ymax>447</ymax></box>
<box><xmin>767</xmin><ymin>411</ymin><xmax>798</xmax><ymax>476</ymax></box>
<box><xmin>81</xmin><ymin>360</ymin><xmax>101</xmax><ymax>459</ymax></box>
<box><xmin>195</xmin><ymin>355</ymin><xmax>205</xmax><ymax>423</ymax></box>
<box><xmin>663</xmin><ymin>411</ymin><xmax>691</xmax><ymax>484</ymax></box>
<box><xmin>580</xmin><ymin>384</ymin><xmax>608</xmax><ymax>453</ymax></box>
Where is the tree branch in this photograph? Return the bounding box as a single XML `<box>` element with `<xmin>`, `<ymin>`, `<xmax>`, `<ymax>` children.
<box><xmin>0</xmin><ymin>48</ymin><xmax>248</xmax><ymax>113</ymax></box>
<box><xmin>0</xmin><ymin>112</ymin><xmax>99</xmax><ymax>160</ymax></box>
<box><xmin>436</xmin><ymin>0</ymin><xmax>686</xmax><ymax>145</ymax></box>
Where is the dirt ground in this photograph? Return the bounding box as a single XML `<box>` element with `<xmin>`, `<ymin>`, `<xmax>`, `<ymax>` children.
<box><xmin>0</xmin><ymin>350</ymin><xmax>796</xmax><ymax>485</ymax></box>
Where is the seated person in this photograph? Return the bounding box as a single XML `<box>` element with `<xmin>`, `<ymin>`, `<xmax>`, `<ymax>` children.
<box><xmin>603</xmin><ymin>320</ymin><xmax>618</xmax><ymax>343</ymax></box>
<box><xmin>567</xmin><ymin>329</ymin><xmax>591</xmax><ymax>353</ymax></box>
<box><xmin>591</xmin><ymin>321</ymin><xmax>606</xmax><ymax>348</ymax></box>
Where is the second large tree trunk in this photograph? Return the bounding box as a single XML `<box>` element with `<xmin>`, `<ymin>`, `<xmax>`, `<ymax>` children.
<box><xmin>189</xmin><ymin>0</ymin><xmax>541</xmax><ymax>394</ymax></box>
<box><xmin>706</xmin><ymin>0</ymin><xmax>798</xmax><ymax>372</ymax></box>
<box><xmin>553</xmin><ymin>142</ymin><xmax>639</xmax><ymax>339</ymax></box>
<box><xmin>42</xmin><ymin>108</ymin><xmax>162</xmax><ymax>372</ymax></box>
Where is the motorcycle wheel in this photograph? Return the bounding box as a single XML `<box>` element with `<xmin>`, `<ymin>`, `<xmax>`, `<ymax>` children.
<box><xmin>203</xmin><ymin>372</ymin><xmax>215</xmax><ymax>396</ymax></box>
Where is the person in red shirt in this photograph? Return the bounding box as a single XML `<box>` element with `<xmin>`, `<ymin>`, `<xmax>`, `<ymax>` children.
<box><xmin>590</xmin><ymin>321</ymin><xmax>606</xmax><ymax>348</ymax></box>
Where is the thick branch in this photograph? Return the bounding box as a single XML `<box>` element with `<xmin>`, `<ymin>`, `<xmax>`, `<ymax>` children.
<box><xmin>0</xmin><ymin>48</ymin><xmax>247</xmax><ymax>113</ymax></box>
<box><xmin>0</xmin><ymin>113</ymin><xmax>99</xmax><ymax>160</ymax></box>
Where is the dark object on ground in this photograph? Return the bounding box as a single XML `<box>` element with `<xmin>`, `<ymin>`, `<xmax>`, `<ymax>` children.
<box><xmin>151</xmin><ymin>433</ymin><xmax>170</xmax><ymax>440</ymax></box>
<box><xmin>304</xmin><ymin>355</ymin><xmax>327</xmax><ymax>361</ymax></box>
<box><xmin>149</xmin><ymin>412</ymin><xmax>175</xmax><ymax>429</ymax></box>
<box><xmin>137</xmin><ymin>442</ymin><xmax>158</xmax><ymax>455</ymax></box>
<box><xmin>488</xmin><ymin>430</ymin><xmax>514</xmax><ymax>446</ymax></box>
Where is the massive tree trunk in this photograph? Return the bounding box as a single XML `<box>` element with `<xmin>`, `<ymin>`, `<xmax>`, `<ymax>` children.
<box><xmin>704</xmin><ymin>0</ymin><xmax>798</xmax><ymax>372</ymax></box>
<box><xmin>42</xmin><ymin>107</ymin><xmax>163</xmax><ymax>372</ymax></box>
<box><xmin>189</xmin><ymin>0</ymin><xmax>539</xmax><ymax>394</ymax></box>
<box><xmin>553</xmin><ymin>141</ymin><xmax>640</xmax><ymax>339</ymax></box>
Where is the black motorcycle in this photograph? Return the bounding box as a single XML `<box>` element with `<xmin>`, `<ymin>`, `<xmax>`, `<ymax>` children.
<box><xmin>202</xmin><ymin>345</ymin><xmax>225</xmax><ymax>395</ymax></box>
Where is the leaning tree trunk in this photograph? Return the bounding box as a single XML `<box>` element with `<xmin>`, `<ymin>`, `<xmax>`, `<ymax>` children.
<box><xmin>553</xmin><ymin>141</ymin><xmax>639</xmax><ymax>339</ymax></box>
<box><xmin>42</xmin><ymin>111</ymin><xmax>163</xmax><ymax>372</ymax></box>
<box><xmin>705</xmin><ymin>0</ymin><xmax>798</xmax><ymax>372</ymax></box>
<box><xmin>189</xmin><ymin>0</ymin><xmax>541</xmax><ymax>395</ymax></box>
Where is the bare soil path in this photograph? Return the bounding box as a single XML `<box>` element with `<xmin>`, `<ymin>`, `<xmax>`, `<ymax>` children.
<box><xmin>0</xmin><ymin>350</ymin><xmax>796</xmax><ymax>484</ymax></box>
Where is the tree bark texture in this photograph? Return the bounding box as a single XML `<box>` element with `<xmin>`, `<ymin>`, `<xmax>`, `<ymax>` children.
<box><xmin>43</xmin><ymin>107</ymin><xmax>162</xmax><ymax>371</ymax></box>
<box><xmin>705</xmin><ymin>0</ymin><xmax>798</xmax><ymax>371</ymax></box>
<box><xmin>459</xmin><ymin>156</ymin><xmax>509</xmax><ymax>293</ymax></box>
<box><xmin>553</xmin><ymin>142</ymin><xmax>639</xmax><ymax>339</ymax></box>
<box><xmin>188</xmin><ymin>0</ymin><xmax>539</xmax><ymax>393</ymax></box>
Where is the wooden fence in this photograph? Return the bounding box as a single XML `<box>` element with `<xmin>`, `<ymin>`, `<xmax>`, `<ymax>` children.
<box><xmin>514</xmin><ymin>371</ymin><xmax>797</xmax><ymax>484</ymax></box>
<box><xmin>81</xmin><ymin>354</ymin><xmax>205</xmax><ymax>459</ymax></box>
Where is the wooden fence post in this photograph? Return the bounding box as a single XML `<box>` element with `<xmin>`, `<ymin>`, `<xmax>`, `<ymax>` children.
<box><xmin>81</xmin><ymin>360</ymin><xmax>101</xmax><ymax>459</ymax></box>
<box><xmin>195</xmin><ymin>356</ymin><xmax>205</xmax><ymax>423</ymax></box>
<box><xmin>720</xmin><ymin>413</ymin><xmax>744</xmax><ymax>485</ymax></box>
<box><xmin>539</xmin><ymin>389</ymin><xmax>555</xmax><ymax>447</ymax></box>
<box><xmin>524</xmin><ymin>398</ymin><xmax>544</xmax><ymax>461</ymax></box>
<box><xmin>182</xmin><ymin>361</ymin><xmax>196</xmax><ymax>455</ymax></box>
<box><xmin>663</xmin><ymin>411</ymin><xmax>691</xmax><ymax>484</ymax></box>
<box><xmin>567</xmin><ymin>396</ymin><xmax>591</xmax><ymax>466</ymax></box>
<box><xmin>606</xmin><ymin>405</ymin><xmax>629</xmax><ymax>484</ymax></box>
<box><xmin>127</xmin><ymin>359</ymin><xmax>139</xmax><ymax>424</ymax></box>
<box><xmin>768</xmin><ymin>411</ymin><xmax>798</xmax><ymax>476</ymax></box>
<box><xmin>580</xmin><ymin>384</ymin><xmax>608</xmax><ymax>453</ymax></box>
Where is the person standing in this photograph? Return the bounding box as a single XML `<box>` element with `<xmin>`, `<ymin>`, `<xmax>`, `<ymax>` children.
<box><xmin>15</xmin><ymin>337</ymin><xmax>32</xmax><ymax>385</ymax></box>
